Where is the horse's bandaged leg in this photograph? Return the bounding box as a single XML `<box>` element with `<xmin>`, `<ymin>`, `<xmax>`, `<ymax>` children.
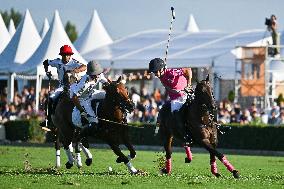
<box><xmin>65</xmin><ymin>149</ymin><xmax>74</xmax><ymax>164</ymax></box>
<box><xmin>75</xmin><ymin>153</ymin><xmax>82</xmax><ymax>168</ymax></box>
<box><xmin>166</xmin><ymin>158</ymin><xmax>172</xmax><ymax>174</ymax></box>
<box><xmin>56</xmin><ymin>150</ymin><xmax>60</xmax><ymax>168</ymax></box>
<box><xmin>184</xmin><ymin>146</ymin><xmax>192</xmax><ymax>161</ymax></box>
<box><xmin>80</xmin><ymin>143</ymin><xmax>92</xmax><ymax>159</ymax></box>
<box><xmin>125</xmin><ymin>161</ymin><xmax>137</xmax><ymax>174</ymax></box>
<box><xmin>221</xmin><ymin>156</ymin><xmax>235</xmax><ymax>172</ymax></box>
<box><xmin>69</xmin><ymin>143</ymin><xmax>74</xmax><ymax>153</ymax></box>
<box><xmin>210</xmin><ymin>157</ymin><xmax>218</xmax><ymax>175</ymax></box>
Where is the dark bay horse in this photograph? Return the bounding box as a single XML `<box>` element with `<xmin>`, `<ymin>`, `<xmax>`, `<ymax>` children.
<box><xmin>52</xmin><ymin>74</ymin><xmax>138</xmax><ymax>173</ymax></box>
<box><xmin>158</xmin><ymin>75</ymin><xmax>239</xmax><ymax>178</ymax></box>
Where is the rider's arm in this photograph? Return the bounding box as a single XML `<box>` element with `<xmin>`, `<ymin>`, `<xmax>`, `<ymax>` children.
<box><xmin>72</xmin><ymin>95</ymin><xmax>85</xmax><ymax>113</ymax></box>
<box><xmin>73</xmin><ymin>64</ymin><xmax>87</xmax><ymax>73</ymax></box>
<box><xmin>97</xmin><ymin>73</ymin><xmax>108</xmax><ymax>84</ymax></box>
<box><xmin>183</xmin><ymin>68</ymin><xmax>192</xmax><ymax>87</ymax></box>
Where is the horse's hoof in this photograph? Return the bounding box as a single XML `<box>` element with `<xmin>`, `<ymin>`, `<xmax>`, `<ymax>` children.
<box><xmin>185</xmin><ymin>157</ymin><xmax>191</xmax><ymax>163</ymax></box>
<box><xmin>214</xmin><ymin>173</ymin><xmax>221</xmax><ymax>178</ymax></box>
<box><xmin>160</xmin><ymin>168</ymin><xmax>169</xmax><ymax>175</ymax></box>
<box><xmin>85</xmin><ymin>158</ymin><xmax>92</xmax><ymax>166</ymax></box>
<box><xmin>65</xmin><ymin>162</ymin><xmax>73</xmax><ymax>169</ymax></box>
<box><xmin>116</xmin><ymin>157</ymin><xmax>125</xmax><ymax>163</ymax></box>
<box><xmin>232</xmin><ymin>170</ymin><xmax>240</xmax><ymax>179</ymax></box>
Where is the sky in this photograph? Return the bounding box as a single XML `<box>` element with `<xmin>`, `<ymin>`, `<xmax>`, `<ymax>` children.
<box><xmin>0</xmin><ymin>0</ymin><xmax>283</xmax><ymax>40</ymax></box>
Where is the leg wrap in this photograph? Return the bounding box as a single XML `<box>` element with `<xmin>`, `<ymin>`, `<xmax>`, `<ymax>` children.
<box><xmin>221</xmin><ymin>156</ymin><xmax>235</xmax><ymax>172</ymax></box>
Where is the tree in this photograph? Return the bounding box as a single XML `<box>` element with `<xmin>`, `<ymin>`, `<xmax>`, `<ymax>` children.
<box><xmin>0</xmin><ymin>8</ymin><xmax>22</xmax><ymax>28</ymax></box>
<box><xmin>275</xmin><ymin>93</ymin><xmax>284</xmax><ymax>106</ymax></box>
<box><xmin>228</xmin><ymin>90</ymin><xmax>235</xmax><ymax>103</ymax></box>
<box><xmin>65</xmin><ymin>21</ymin><xmax>78</xmax><ymax>43</ymax></box>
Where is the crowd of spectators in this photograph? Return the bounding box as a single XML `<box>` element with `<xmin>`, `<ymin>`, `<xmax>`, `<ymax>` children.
<box><xmin>0</xmin><ymin>85</ymin><xmax>284</xmax><ymax>126</ymax></box>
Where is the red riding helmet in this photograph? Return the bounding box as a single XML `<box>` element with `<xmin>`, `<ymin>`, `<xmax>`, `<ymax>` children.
<box><xmin>59</xmin><ymin>45</ymin><xmax>74</xmax><ymax>55</ymax></box>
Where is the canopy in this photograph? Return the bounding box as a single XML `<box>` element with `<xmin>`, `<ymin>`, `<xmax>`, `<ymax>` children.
<box><xmin>74</xmin><ymin>10</ymin><xmax>113</xmax><ymax>55</ymax></box>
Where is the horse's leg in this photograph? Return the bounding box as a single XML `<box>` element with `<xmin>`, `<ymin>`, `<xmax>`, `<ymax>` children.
<box><xmin>80</xmin><ymin>137</ymin><xmax>93</xmax><ymax>166</ymax></box>
<box><xmin>161</xmin><ymin>136</ymin><xmax>173</xmax><ymax>174</ymax></box>
<box><xmin>63</xmin><ymin>139</ymin><xmax>74</xmax><ymax>169</ymax></box>
<box><xmin>123</xmin><ymin>132</ymin><xmax>136</xmax><ymax>160</ymax></box>
<box><xmin>210</xmin><ymin>152</ymin><xmax>220</xmax><ymax>177</ymax></box>
<box><xmin>201</xmin><ymin>138</ymin><xmax>239</xmax><ymax>178</ymax></box>
<box><xmin>108</xmin><ymin>143</ymin><xmax>138</xmax><ymax>174</ymax></box>
<box><xmin>54</xmin><ymin>129</ymin><xmax>61</xmax><ymax>168</ymax></box>
<box><xmin>73</xmin><ymin>128</ymin><xmax>83</xmax><ymax>168</ymax></box>
<box><xmin>184</xmin><ymin>145</ymin><xmax>193</xmax><ymax>163</ymax></box>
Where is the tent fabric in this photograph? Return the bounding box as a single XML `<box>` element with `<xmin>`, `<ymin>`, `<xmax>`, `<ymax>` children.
<box><xmin>13</xmin><ymin>10</ymin><xmax>87</xmax><ymax>76</ymax></box>
<box><xmin>8</xmin><ymin>19</ymin><xmax>16</xmax><ymax>37</ymax></box>
<box><xmin>85</xmin><ymin>29</ymin><xmax>271</xmax><ymax>80</ymax></box>
<box><xmin>0</xmin><ymin>9</ymin><xmax>41</xmax><ymax>72</ymax></box>
<box><xmin>0</xmin><ymin>14</ymin><xmax>11</xmax><ymax>54</ymax></box>
<box><xmin>74</xmin><ymin>10</ymin><xmax>113</xmax><ymax>55</ymax></box>
<box><xmin>40</xmin><ymin>18</ymin><xmax>50</xmax><ymax>39</ymax></box>
<box><xmin>83</xmin><ymin>29</ymin><xmax>195</xmax><ymax>62</ymax></box>
<box><xmin>185</xmin><ymin>14</ymin><xmax>199</xmax><ymax>32</ymax></box>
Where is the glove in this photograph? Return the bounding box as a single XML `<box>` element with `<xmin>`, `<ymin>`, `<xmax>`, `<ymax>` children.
<box><xmin>80</xmin><ymin>112</ymin><xmax>89</xmax><ymax>126</ymax></box>
<box><xmin>46</xmin><ymin>71</ymin><xmax>52</xmax><ymax>80</ymax></box>
<box><xmin>184</xmin><ymin>86</ymin><xmax>194</xmax><ymax>93</ymax></box>
<box><xmin>43</xmin><ymin>59</ymin><xmax>49</xmax><ymax>72</ymax></box>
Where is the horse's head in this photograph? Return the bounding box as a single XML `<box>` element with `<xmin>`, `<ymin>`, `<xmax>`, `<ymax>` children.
<box><xmin>194</xmin><ymin>75</ymin><xmax>216</xmax><ymax>111</ymax></box>
<box><xmin>103</xmin><ymin>76</ymin><xmax>134</xmax><ymax>113</ymax></box>
<box><xmin>63</xmin><ymin>71</ymin><xmax>79</xmax><ymax>89</ymax></box>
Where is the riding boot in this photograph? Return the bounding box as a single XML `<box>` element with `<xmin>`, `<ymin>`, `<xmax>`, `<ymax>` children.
<box><xmin>173</xmin><ymin>111</ymin><xmax>192</xmax><ymax>145</ymax></box>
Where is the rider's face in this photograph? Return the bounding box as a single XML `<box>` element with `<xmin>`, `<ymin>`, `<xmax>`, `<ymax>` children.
<box><xmin>61</xmin><ymin>54</ymin><xmax>72</xmax><ymax>64</ymax></box>
<box><xmin>153</xmin><ymin>69</ymin><xmax>163</xmax><ymax>78</ymax></box>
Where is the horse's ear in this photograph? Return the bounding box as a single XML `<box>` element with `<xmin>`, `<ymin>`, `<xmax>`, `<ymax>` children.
<box><xmin>206</xmin><ymin>74</ymin><xmax>209</xmax><ymax>82</ymax></box>
<box><xmin>117</xmin><ymin>76</ymin><xmax>122</xmax><ymax>83</ymax></box>
<box><xmin>195</xmin><ymin>78</ymin><xmax>199</xmax><ymax>83</ymax></box>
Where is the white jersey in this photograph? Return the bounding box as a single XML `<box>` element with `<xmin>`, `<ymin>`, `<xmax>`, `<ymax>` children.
<box><xmin>70</xmin><ymin>74</ymin><xmax>108</xmax><ymax>100</ymax></box>
<box><xmin>48</xmin><ymin>58</ymin><xmax>83</xmax><ymax>86</ymax></box>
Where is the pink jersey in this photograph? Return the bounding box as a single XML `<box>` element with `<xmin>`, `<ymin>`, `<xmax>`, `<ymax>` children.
<box><xmin>160</xmin><ymin>68</ymin><xmax>188</xmax><ymax>100</ymax></box>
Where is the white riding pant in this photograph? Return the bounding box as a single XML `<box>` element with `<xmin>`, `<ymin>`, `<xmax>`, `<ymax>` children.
<box><xmin>72</xmin><ymin>91</ymin><xmax>106</xmax><ymax>128</ymax></box>
<box><xmin>171</xmin><ymin>95</ymin><xmax>187</xmax><ymax>113</ymax></box>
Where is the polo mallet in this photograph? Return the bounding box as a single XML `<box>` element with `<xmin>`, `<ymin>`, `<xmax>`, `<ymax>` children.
<box><xmin>42</xmin><ymin>71</ymin><xmax>52</xmax><ymax>132</ymax></box>
<box><xmin>154</xmin><ymin>7</ymin><xmax>176</xmax><ymax>136</ymax></box>
<box><xmin>164</xmin><ymin>7</ymin><xmax>176</xmax><ymax>64</ymax></box>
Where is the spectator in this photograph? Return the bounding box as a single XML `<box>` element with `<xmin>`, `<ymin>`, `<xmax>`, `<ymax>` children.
<box><xmin>240</xmin><ymin>109</ymin><xmax>251</xmax><ymax>125</ymax></box>
<box><xmin>268</xmin><ymin>110</ymin><xmax>278</xmax><ymax>125</ymax></box>
<box><xmin>276</xmin><ymin>112</ymin><xmax>284</xmax><ymax>125</ymax></box>
<box><xmin>250</xmin><ymin>111</ymin><xmax>262</xmax><ymax>125</ymax></box>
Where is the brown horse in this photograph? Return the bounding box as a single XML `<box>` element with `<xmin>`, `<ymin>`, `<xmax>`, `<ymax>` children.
<box><xmin>51</xmin><ymin>72</ymin><xmax>92</xmax><ymax>169</ymax></box>
<box><xmin>52</xmin><ymin>73</ymin><xmax>138</xmax><ymax>173</ymax></box>
<box><xmin>158</xmin><ymin>75</ymin><xmax>239</xmax><ymax>178</ymax></box>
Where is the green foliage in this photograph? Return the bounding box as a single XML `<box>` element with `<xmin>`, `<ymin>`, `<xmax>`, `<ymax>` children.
<box><xmin>4</xmin><ymin>119</ymin><xmax>45</xmax><ymax>143</ymax></box>
<box><xmin>65</xmin><ymin>21</ymin><xmax>78</xmax><ymax>42</ymax></box>
<box><xmin>227</xmin><ymin>90</ymin><xmax>235</xmax><ymax>102</ymax></box>
<box><xmin>275</xmin><ymin>93</ymin><xmax>284</xmax><ymax>106</ymax></box>
<box><xmin>0</xmin><ymin>8</ymin><xmax>22</xmax><ymax>28</ymax></box>
<box><xmin>0</xmin><ymin>146</ymin><xmax>283</xmax><ymax>189</ymax></box>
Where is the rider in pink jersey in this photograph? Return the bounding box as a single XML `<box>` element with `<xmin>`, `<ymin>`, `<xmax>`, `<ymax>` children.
<box><xmin>149</xmin><ymin>58</ymin><xmax>192</xmax><ymax>143</ymax></box>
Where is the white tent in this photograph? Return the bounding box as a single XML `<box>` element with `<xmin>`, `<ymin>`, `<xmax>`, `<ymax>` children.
<box><xmin>0</xmin><ymin>9</ymin><xmax>41</xmax><ymax>70</ymax></box>
<box><xmin>0</xmin><ymin>14</ymin><xmax>11</xmax><ymax>54</ymax></box>
<box><xmin>40</xmin><ymin>18</ymin><xmax>50</xmax><ymax>39</ymax></box>
<box><xmin>83</xmin><ymin>29</ymin><xmax>191</xmax><ymax>64</ymax></box>
<box><xmin>74</xmin><ymin>10</ymin><xmax>113</xmax><ymax>55</ymax></box>
<box><xmin>185</xmin><ymin>14</ymin><xmax>199</xmax><ymax>32</ymax></box>
<box><xmin>8</xmin><ymin>19</ymin><xmax>16</xmax><ymax>37</ymax></box>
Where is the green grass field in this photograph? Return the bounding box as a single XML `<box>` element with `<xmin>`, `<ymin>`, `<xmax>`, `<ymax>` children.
<box><xmin>0</xmin><ymin>145</ymin><xmax>283</xmax><ymax>189</ymax></box>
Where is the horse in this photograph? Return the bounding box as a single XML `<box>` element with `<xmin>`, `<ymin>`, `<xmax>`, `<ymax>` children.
<box><xmin>52</xmin><ymin>72</ymin><xmax>138</xmax><ymax>174</ymax></box>
<box><xmin>158</xmin><ymin>75</ymin><xmax>239</xmax><ymax>178</ymax></box>
<box><xmin>51</xmin><ymin>71</ymin><xmax>93</xmax><ymax>169</ymax></box>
